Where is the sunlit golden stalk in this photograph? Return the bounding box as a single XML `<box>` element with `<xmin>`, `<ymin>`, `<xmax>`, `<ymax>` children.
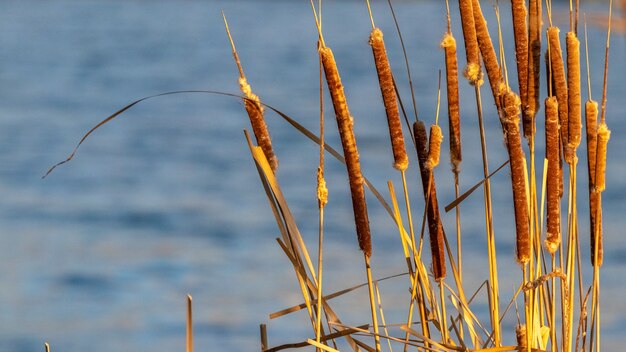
<box><xmin>501</xmin><ymin>91</ymin><xmax>530</xmax><ymax>264</ymax></box>
<box><xmin>472</xmin><ymin>0</ymin><xmax>505</xmax><ymax>108</ymax></box>
<box><xmin>319</xmin><ymin>46</ymin><xmax>372</xmax><ymax>257</ymax></box>
<box><xmin>594</xmin><ymin>123</ymin><xmax>610</xmax><ymax>193</ymax></box>
<box><xmin>547</xmin><ymin>26</ymin><xmax>570</xmax><ymax>150</ymax></box>
<box><xmin>414</xmin><ymin>121</ymin><xmax>446</xmax><ymax>281</ymax></box>
<box><xmin>585</xmin><ymin>100</ymin><xmax>602</xmax><ymax>266</ymax></box>
<box><xmin>525</xmin><ymin>0</ymin><xmax>542</xmax><ymax>139</ymax></box>
<box><xmin>426</xmin><ymin>124</ymin><xmax>443</xmax><ymax>170</ymax></box>
<box><xmin>441</xmin><ymin>33</ymin><xmax>462</xmax><ymax>172</ymax></box>
<box><xmin>187</xmin><ymin>295</ymin><xmax>193</xmax><ymax>352</ymax></box>
<box><xmin>369</xmin><ymin>27</ymin><xmax>408</xmax><ymax>171</ymax></box>
<box><xmin>566</xmin><ymin>31</ymin><xmax>582</xmax><ymax>162</ymax></box>
<box><xmin>511</xmin><ymin>0</ymin><xmax>529</xmax><ymax>131</ymax></box>
<box><xmin>457</xmin><ymin>0</ymin><xmax>481</xmax><ymax>83</ymax></box>
<box><xmin>545</xmin><ymin>97</ymin><xmax>561</xmax><ymax>254</ymax></box>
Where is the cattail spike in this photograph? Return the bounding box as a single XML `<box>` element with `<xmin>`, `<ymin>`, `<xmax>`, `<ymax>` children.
<box><xmin>547</xmin><ymin>26</ymin><xmax>569</xmax><ymax>150</ymax></box>
<box><xmin>545</xmin><ymin>97</ymin><xmax>561</xmax><ymax>254</ymax></box>
<box><xmin>441</xmin><ymin>33</ymin><xmax>462</xmax><ymax>172</ymax></box>
<box><xmin>472</xmin><ymin>0</ymin><xmax>505</xmax><ymax>108</ymax></box>
<box><xmin>594</xmin><ymin>123</ymin><xmax>610</xmax><ymax>193</ymax></box>
<box><xmin>516</xmin><ymin>324</ymin><xmax>527</xmax><ymax>348</ymax></box>
<box><xmin>369</xmin><ymin>28</ymin><xmax>408</xmax><ymax>171</ymax></box>
<box><xmin>414</xmin><ymin>121</ymin><xmax>446</xmax><ymax>281</ymax></box>
<box><xmin>457</xmin><ymin>0</ymin><xmax>482</xmax><ymax>84</ymax></box>
<box><xmin>501</xmin><ymin>92</ymin><xmax>530</xmax><ymax>264</ymax></box>
<box><xmin>320</xmin><ymin>46</ymin><xmax>372</xmax><ymax>257</ymax></box>
<box><xmin>511</xmin><ymin>0</ymin><xmax>529</xmax><ymax>136</ymax></box>
<box><xmin>586</xmin><ymin>100</ymin><xmax>600</xmax><ymax>265</ymax></box>
<box><xmin>524</xmin><ymin>0</ymin><xmax>542</xmax><ymax>139</ymax></box>
<box><xmin>426</xmin><ymin>124</ymin><xmax>443</xmax><ymax>170</ymax></box>
<box><xmin>566</xmin><ymin>31</ymin><xmax>582</xmax><ymax>160</ymax></box>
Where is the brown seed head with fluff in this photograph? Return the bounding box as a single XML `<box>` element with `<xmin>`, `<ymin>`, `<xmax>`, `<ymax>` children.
<box><xmin>594</xmin><ymin>123</ymin><xmax>610</xmax><ymax>193</ymax></box>
<box><xmin>369</xmin><ymin>28</ymin><xmax>408</xmax><ymax>172</ymax></box>
<box><xmin>566</xmin><ymin>31</ymin><xmax>582</xmax><ymax>158</ymax></box>
<box><xmin>240</xmin><ymin>77</ymin><xmax>279</xmax><ymax>172</ymax></box>
<box><xmin>586</xmin><ymin>100</ymin><xmax>602</xmax><ymax>266</ymax></box>
<box><xmin>547</xmin><ymin>27</ymin><xmax>569</xmax><ymax>149</ymax></box>
<box><xmin>472</xmin><ymin>0</ymin><xmax>505</xmax><ymax>108</ymax></box>
<box><xmin>319</xmin><ymin>46</ymin><xmax>372</xmax><ymax>257</ymax></box>
<box><xmin>426</xmin><ymin>124</ymin><xmax>443</xmax><ymax>170</ymax></box>
<box><xmin>501</xmin><ymin>91</ymin><xmax>530</xmax><ymax>264</ymax></box>
<box><xmin>545</xmin><ymin>97</ymin><xmax>561</xmax><ymax>254</ymax></box>
<box><xmin>457</xmin><ymin>0</ymin><xmax>481</xmax><ymax>84</ymax></box>
<box><xmin>413</xmin><ymin>121</ymin><xmax>446</xmax><ymax>281</ymax></box>
<box><xmin>441</xmin><ymin>33</ymin><xmax>462</xmax><ymax>172</ymax></box>
<box><xmin>524</xmin><ymin>0</ymin><xmax>542</xmax><ymax>139</ymax></box>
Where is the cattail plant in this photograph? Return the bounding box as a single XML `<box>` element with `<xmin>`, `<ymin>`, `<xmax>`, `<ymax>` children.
<box><xmin>525</xmin><ymin>0</ymin><xmax>542</xmax><ymax>140</ymax></box>
<box><xmin>567</xmin><ymin>31</ymin><xmax>582</xmax><ymax>162</ymax></box>
<box><xmin>545</xmin><ymin>96</ymin><xmax>561</xmax><ymax>254</ymax></box>
<box><xmin>511</xmin><ymin>0</ymin><xmax>529</xmax><ymax>135</ymax></box>
<box><xmin>441</xmin><ymin>33</ymin><xmax>462</xmax><ymax>173</ymax></box>
<box><xmin>457</xmin><ymin>0</ymin><xmax>481</xmax><ymax>84</ymax></box>
<box><xmin>223</xmin><ymin>14</ymin><xmax>278</xmax><ymax>172</ymax></box>
<box><xmin>547</xmin><ymin>27</ymin><xmax>570</xmax><ymax>152</ymax></box>
<box><xmin>500</xmin><ymin>91</ymin><xmax>530</xmax><ymax>264</ymax></box>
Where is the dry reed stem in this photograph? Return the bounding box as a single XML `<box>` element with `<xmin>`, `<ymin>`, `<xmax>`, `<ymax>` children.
<box><xmin>472</xmin><ymin>0</ymin><xmax>505</xmax><ymax>109</ymax></box>
<box><xmin>545</xmin><ymin>97</ymin><xmax>561</xmax><ymax>254</ymax></box>
<box><xmin>585</xmin><ymin>100</ymin><xmax>602</xmax><ymax>266</ymax></box>
<box><xmin>426</xmin><ymin>124</ymin><xmax>443</xmax><ymax>170</ymax></box>
<box><xmin>457</xmin><ymin>0</ymin><xmax>481</xmax><ymax>84</ymax></box>
<box><xmin>501</xmin><ymin>91</ymin><xmax>530</xmax><ymax>264</ymax></box>
<box><xmin>525</xmin><ymin>0</ymin><xmax>542</xmax><ymax>139</ymax></box>
<box><xmin>547</xmin><ymin>26</ymin><xmax>570</xmax><ymax>150</ymax></box>
<box><xmin>441</xmin><ymin>33</ymin><xmax>462</xmax><ymax>172</ymax></box>
<box><xmin>566</xmin><ymin>32</ymin><xmax>582</xmax><ymax>160</ymax></box>
<box><xmin>369</xmin><ymin>27</ymin><xmax>408</xmax><ymax>171</ymax></box>
<box><xmin>414</xmin><ymin>121</ymin><xmax>446</xmax><ymax>281</ymax></box>
<box><xmin>511</xmin><ymin>0</ymin><xmax>529</xmax><ymax>132</ymax></box>
<box><xmin>319</xmin><ymin>46</ymin><xmax>371</xmax><ymax>257</ymax></box>
<box><xmin>594</xmin><ymin>123</ymin><xmax>610</xmax><ymax>193</ymax></box>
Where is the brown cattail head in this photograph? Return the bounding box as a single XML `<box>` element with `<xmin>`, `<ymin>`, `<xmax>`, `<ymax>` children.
<box><xmin>369</xmin><ymin>28</ymin><xmax>408</xmax><ymax>172</ymax></box>
<box><xmin>441</xmin><ymin>33</ymin><xmax>462</xmax><ymax>172</ymax></box>
<box><xmin>594</xmin><ymin>123</ymin><xmax>610</xmax><ymax>193</ymax></box>
<box><xmin>319</xmin><ymin>46</ymin><xmax>371</xmax><ymax>257</ymax></box>
<box><xmin>547</xmin><ymin>27</ymin><xmax>569</xmax><ymax>149</ymax></box>
<box><xmin>239</xmin><ymin>77</ymin><xmax>279</xmax><ymax>172</ymax></box>
<box><xmin>457</xmin><ymin>0</ymin><xmax>482</xmax><ymax>84</ymax></box>
<box><xmin>501</xmin><ymin>92</ymin><xmax>530</xmax><ymax>264</ymax></box>
<box><xmin>524</xmin><ymin>0</ymin><xmax>542</xmax><ymax>139</ymax></box>
<box><xmin>511</xmin><ymin>0</ymin><xmax>529</xmax><ymax>135</ymax></box>
<box><xmin>472</xmin><ymin>0</ymin><xmax>505</xmax><ymax>108</ymax></box>
<box><xmin>566</xmin><ymin>31</ymin><xmax>582</xmax><ymax>159</ymax></box>
<box><xmin>317</xmin><ymin>166</ymin><xmax>328</xmax><ymax>207</ymax></box>
<box><xmin>413</xmin><ymin>121</ymin><xmax>446</xmax><ymax>281</ymax></box>
<box><xmin>516</xmin><ymin>324</ymin><xmax>527</xmax><ymax>348</ymax></box>
<box><xmin>426</xmin><ymin>124</ymin><xmax>443</xmax><ymax>170</ymax></box>
<box><xmin>545</xmin><ymin>97</ymin><xmax>561</xmax><ymax>254</ymax></box>
<box><xmin>585</xmin><ymin>100</ymin><xmax>601</xmax><ymax>265</ymax></box>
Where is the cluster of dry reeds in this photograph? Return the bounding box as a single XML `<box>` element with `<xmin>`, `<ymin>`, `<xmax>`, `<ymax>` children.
<box><xmin>45</xmin><ymin>0</ymin><xmax>616</xmax><ymax>351</ymax></box>
<box><xmin>224</xmin><ymin>0</ymin><xmax>614</xmax><ymax>351</ymax></box>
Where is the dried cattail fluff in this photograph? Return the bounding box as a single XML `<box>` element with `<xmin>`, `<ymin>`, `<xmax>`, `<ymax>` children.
<box><xmin>239</xmin><ymin>77</ymin><xmax>278</xmax><ymax>172</ymax></box>
<box><xmin>414</xmin><ymin>121</ymin><xmax>446</xmax><ymax>281</ymax></box>
<box><xmin>566</xmin><ymin>31</ymin><xmax>582</xmax><ymax>158</ymax></box>
<box><xmin>516</xmin><ymin>324</ymin><xmax>527</xmax><ymax>348</ymax></box>
<box><xmin>511</xmin><ymin>0</ymin><xmax>529</xmax><ymax>131</ymax></box>
<box><xmin>369</xmin><ymin>28</ymin><xmax>408</xmax><ymax>171</ymax></box>
<box><xmin>547</xmin><ymin>27</ymin><xmax>569</xmax><ymax>148</ymax></box>
<box><xmin>320</xmin><ymin>46</ymin><xmax>372</xmax><ymax>257</ymax></box>
<box><xmin>441</xmin><ymin>33</ymin><xmax>462</xmax><ymax>172</ymax></box>
<box><xmin>426</xmin><ymin>124</ymin><xmax>443</xmax><ymax>170</ymax></box>
<box><xmin>545</xmin><ymin>97</ymin><xmax>561</xmax><ymax>254</ymax></box>
<box><xmin>594</xmin><ymin>123</ymin><xmax>611</xmax><ymax>193</ymax></box>
<box><xmin>524</xmin><ymin>0</ymin><xmax>542</xmax><ymax>139</ymax></box>
<box><xmin>457</xmin><ymin>0</ymin><xmax>481</xmax><ymax>84</ymax></box>
<box><xmin>501</xmin><ymin>92</ymin><xmax>530</xmax><ymax>264</ymax></box>
<box><xmin>472</xmin><ymin>0</ymin><xmax>505</xmax><ymax>108</ymax></box>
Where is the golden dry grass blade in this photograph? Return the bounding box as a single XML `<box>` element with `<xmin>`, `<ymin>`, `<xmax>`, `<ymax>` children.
<box><xmin>444</xmin><ymin>160</ymin><xmax>509</xmax><ymax>212</ymax></box>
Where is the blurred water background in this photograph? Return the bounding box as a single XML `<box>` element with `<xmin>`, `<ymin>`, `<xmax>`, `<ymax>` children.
<box><xmin>0</xmin><ymin>0</ymin><xmax>625</xmax><ymax>351</ymax></box>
